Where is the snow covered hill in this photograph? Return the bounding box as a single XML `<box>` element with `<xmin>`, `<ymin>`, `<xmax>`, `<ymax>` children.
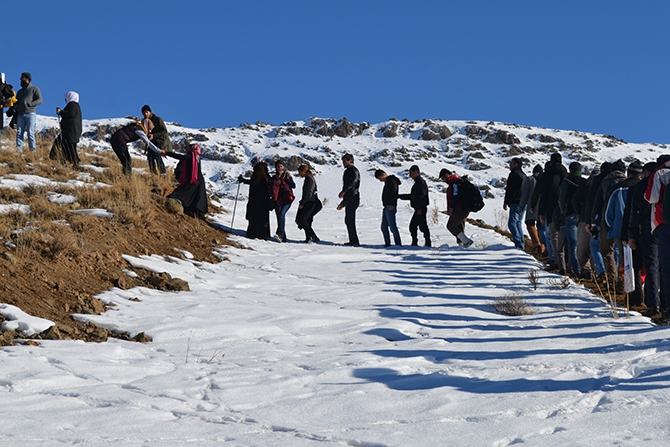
<box><xmin>34</xmin><ymin>116</ymin><xmax>670</xmax><ymax>228</ymax></box>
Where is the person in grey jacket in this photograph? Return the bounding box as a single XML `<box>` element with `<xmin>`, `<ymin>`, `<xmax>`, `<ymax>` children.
<box><xmin>15</xmin><ymin>72</ymin><xmax>42</xmax><ymax>153</ymax></box>
<box><xmin>519</xmin><ymin>164</ymin><xmax>544</xmax><ymax>253</ymax></box>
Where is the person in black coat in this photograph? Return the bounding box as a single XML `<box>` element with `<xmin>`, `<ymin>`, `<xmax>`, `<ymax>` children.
<box><xmin>165</xmin><ymin>143</ymin><xmax>207</xmax><ymax>219</ymax></box>
<box><xmin>238</xmin><ymin>157</ymin><xmax>271</xmax><ymax>239</ymax></box>
<box><xmin>295</xmin><ymin>164</ymin><xmax>321</xmax><ymax>243</ymax></box>
<box><xmin>55</xmin><ymin>91</ymin><xmax>82</xmax><ymax>166</ymax></box>
<box><xmin>336</xmin><ymin>153</ymin><xmax>361</xmax><ymax>246</ymax></box>
<box><xmin>503</xmin><ymin>157</ymin><xmax>527</xmax><ymax>249</ymax></box>
<box><xmin>399</xmin><ymin>165</ymin><xmax>430</xmax><ymax>247</ymax></box>
<box><xmin>537</xmin><ymin>153</ymin><xmax>568</xmax><ymax>270</ymax></box>
<box><xmin>375</xmin><ymin>169</ymin><xmax>402</xmax><ymax>247</ymax></box>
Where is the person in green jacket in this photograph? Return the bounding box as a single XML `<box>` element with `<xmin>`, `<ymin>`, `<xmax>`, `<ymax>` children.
<box><xmin>141</xmin><ymin>105</ymin><xmax>172</xmax><ymax>175</ymax></box>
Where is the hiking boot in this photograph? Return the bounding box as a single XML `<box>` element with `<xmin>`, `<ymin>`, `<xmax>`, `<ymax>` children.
<box><xmin>457</xmin><ymin>232</ymin><xmax>473</xmax><ymax>248</ymax></box>
<box><xmin>425</xmin><ymin>240</ymin><xmax>432</xmax><ymax>248</ymax></box>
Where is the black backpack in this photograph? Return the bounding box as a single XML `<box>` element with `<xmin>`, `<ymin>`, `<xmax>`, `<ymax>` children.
<box><xmin>459</xmin><ymin>177</ymin><xmax>485</xmax><ymax>213</ymax></box>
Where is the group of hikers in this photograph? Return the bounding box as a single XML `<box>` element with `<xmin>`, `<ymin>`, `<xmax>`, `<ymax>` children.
<box><xmin>502</xmin><ymin>153</ymin><xmax>670</xmax><ymax>320</ymax></box>
<box><xmin>0</xmin><ymin>72</ymin><xmax>207</xmax><ymax>219</ymax></box>
<box><xmin>236</xmin><ymin>153</ymin><xmax>482</xmax><ymax>249</ymax></box>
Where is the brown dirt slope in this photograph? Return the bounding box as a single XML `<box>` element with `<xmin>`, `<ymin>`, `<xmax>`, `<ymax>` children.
<box><xmin>0</xmin><ymin>135</ymin><xmax>233</xmax><ymax>346</ymax></box>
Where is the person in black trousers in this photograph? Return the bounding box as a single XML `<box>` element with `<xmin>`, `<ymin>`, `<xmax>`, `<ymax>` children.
<box><xmin>399</xmin><ymin>165</ymin><xmax>431</xmax><ymax>247</ymax></box>
<box><xmin>337</xmin><ymin>153</ymin><xmax>360</xmax><ymax>246</ymax></box>
<box><xmin>55</xmin><ymin>91</ymin><xmax>82</xmax><ymax>166</ymax></box>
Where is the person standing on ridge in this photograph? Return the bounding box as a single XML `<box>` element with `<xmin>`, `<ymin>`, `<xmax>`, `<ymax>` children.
<box><xmin>337</xmin><ymin>153</ymin><xmax>360</xmax><ymax>246</ymax></box>
<box><xmin>15</xmin><ymin>72</ymin><xmax>42</xmax><ymax>153</ymax></box>
<box><xmin>141</xmin><ymin>105</ymin><xmax>170</xmax><ymax>175</ymax></box>
<box><xmin>56</xmin><ymin>91</ymin><xmax>82</xmax><ymax>166</ymax></box>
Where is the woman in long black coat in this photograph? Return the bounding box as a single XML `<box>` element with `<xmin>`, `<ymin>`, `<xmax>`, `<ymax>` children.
<box><xmin>55</xmin><ymin>91</ymin><xmax>82</xmax><ymax>166</ymax></box>
<box><xmin>165</xmin><ymin>144</ymin><xmax>208</xmax><ymax>219</ymax></box>
<box><xmin>238</xmin><ymin>160</ymin><xmax>271</xmax><ymax>239</ymax></box>
<box><xmin>295</xmin><ymin>164</ymin><xmax>321</xmax><ymax>243</ymax></box>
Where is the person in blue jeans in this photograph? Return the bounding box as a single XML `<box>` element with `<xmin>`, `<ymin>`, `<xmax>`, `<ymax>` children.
<box><xmin>503</xmin><ymin>158</ymin><xmax>527</xmax><ymax>249</ymax></box>
<box><xmin>375</xmin><ymin>169</ymin><xmax>402</xmax><ymax>247</ymax></box>
<box><xmin>15</xmin><ymin>72</ymin><xmax>42</xmax><ymax>153</ymax></box>
<box><xmin>559</xmin><ymin>162</ymin><xmax>585</xmax><ymax>276</ymax></box>
<box><xmin>269</xmin><ymin>160</ymin><xmax>296</xmax><ymax>242</ymax></box>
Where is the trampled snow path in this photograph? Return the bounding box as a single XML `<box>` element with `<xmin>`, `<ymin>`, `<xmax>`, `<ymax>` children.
<box><xmin>1</xmin><ymin>204</ymin><xmax>670</xmax><ymax>446</ymax></box>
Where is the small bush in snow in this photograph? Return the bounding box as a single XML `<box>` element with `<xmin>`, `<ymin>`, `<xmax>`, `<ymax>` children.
<box><xmin>490</xmin><ymin>291</ymin><xmax>535</xmax><ymax>316</ymax></box>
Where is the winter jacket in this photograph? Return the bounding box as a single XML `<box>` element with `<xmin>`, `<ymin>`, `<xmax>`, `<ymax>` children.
<box><xmin>339</xmin><ymin>164</ymin><xmax>360</xmax><ymax>207</ymax></box>
<box><xmin>537</xmin><ymin>162</ymin><xmax>567</xmax><ymax>223</ymax></box>
<box><xmin>605</xmin><ymin>177</ymin><xmax>639</xmax><ymax>240</ymax></box>
<box><xmin>518</xmin><ymin>172</ymin><xmax>538</xmax><ymax>221</ymax></box>
<box><xmin>592</xmin><ymin>168</ymin><xmax>626</xmax><ymax>226</ymax></box>
<box><xmin>15</xmin><ymin>83</ymin><xmax>42</xmax><ymax>114</ymax></box>
<box><xmin>269</xmin><ymin>173</ymin><xmax>296</xmax><ymax>206</ymax></box>
<box><xmin>645</xmin><ymin>160</ymin><xmax>670</xmax><ymax>231</ymax></box>
<box><xmin>504</xmin><ymin>167</ymin><xmax>526</xmax><ymax>206</ymax></box>
<box><xmin>558</xmin><ymin>174</ymin><xmax>584</xmax><ymax>217</ymax></box>
<box><xmin>573</xmin><ymin>172</ymin><xmax>596</xmax><ymax>223</ymax></box>
<box><xmin>148</xmin><ymin>113</ymin><xmax>173</xmax><ymax>152</ymax></box>
<box><xmin>299</xmin><ymin>175</ymin><xmax>317</xmax><ymax>205</ymax></box>
<box><xmin>381</xmin><ymin>175</ymin><xmax>401</xmax><ymax>207</ymax></box>
<box><xmin>59</xmin><ymin>101</ymin><xmax>82</xmax><ymax>144</ymax></box>
<box><xmin>445</xmin><ymin>174</ymin><xmax>462</xmax><ymax>211</ymax></box>
<box><xmin>111</xmin><ymin>123</ymin><xmax>162</xmax><ymax>154</ymax></box>
<box><xmin>628</xmin><ymin>175</ymin><xmax>653</xmax><ymax>240</ymax></box>
<box><xmin>399</xmin><ymin>175</ymin><xmax>429</xmax><ymax>210</ymax></box>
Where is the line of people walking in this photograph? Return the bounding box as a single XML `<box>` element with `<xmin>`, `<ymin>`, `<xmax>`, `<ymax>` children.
<box><xmin>503</xmin><ymin>153</ymin><xmax>670</xmax><ymax>320</ymax></box>
<box><xmin>238</xmin><ymin>154</ymin><xmax>480</xmax><ymax>250</ymax></box>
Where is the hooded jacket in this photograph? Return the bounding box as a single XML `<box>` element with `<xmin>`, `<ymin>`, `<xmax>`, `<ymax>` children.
<box><xmin>592</xmin><ymin>166</ymin><xmax>626</xmax><ymax>226</ymax></box>
<box><xmin>537</xmin><ymin>162</ymin><xmax>567</xmax><ymax>222</ymax></box>
<box><xmin>605</xmin><ymin>177</ymin><xmax>639</xmax><ymax>240</ymax></box>
<box><xmin>381</xmin><ymin>175</ymin><xmax>401</xmax><ymax>207</ymax></box>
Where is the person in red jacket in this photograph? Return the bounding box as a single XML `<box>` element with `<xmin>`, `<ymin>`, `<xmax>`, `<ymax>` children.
<box><xmin>440</xmin><ymin>168</ymin><xmax>473</xmax><ymax>247</ymax></box>
<box><xmin>645</xmin><ymin>154</ymin><xmax>670</xmax><ymax>320</ymax></box>
<box><xmin>268</xmin><ymin>160</ymin><xmax>296</xmax><ymax>242</ymax></box>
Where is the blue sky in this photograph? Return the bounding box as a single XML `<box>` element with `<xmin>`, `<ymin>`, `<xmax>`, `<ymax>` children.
<box><xmin>4</xmin><ymin>0</ymin><xmax>670</xmax><ymax>143</ymax></box>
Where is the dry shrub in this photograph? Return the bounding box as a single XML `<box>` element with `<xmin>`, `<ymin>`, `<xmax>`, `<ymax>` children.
<box><xmin>547</xmin><ymin>276</ymin><xmax>571</xmax><ymax>289</ymax></box>
<box><xmin>489</xmin><ymin>291</ymin><xmax>535</xmax><ymax>316</ymax></box>
<box><xmin>23</xmin><ymin>196</ymin><xmax>68</xmax><ymax>221</ymax></box>
<box><xmin>14</xmin><ymin>222</ymin><xmax>80</xmax><ymax>260</ymax></box>
<box><xmin>67</xmin><ymin>213</ymin><xmax>101</xmax><ymax>233</ymax></box>
<box><xmin>430</xmin><ymin>206</ymin><xmax>439</xmax><ymax>225</ymax></box>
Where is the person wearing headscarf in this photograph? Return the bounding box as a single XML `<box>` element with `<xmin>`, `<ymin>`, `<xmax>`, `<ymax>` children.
<box><xmin>55</xmin><ymin>91</ymin><xmax>82</xmax><ymax>166</ymax></box>
<box><xmin>165</xmin><ymin>143</ymin><xmax>208</xmax><ymax>219</ymax></box>
<box><xmin>238</xmin><ymin>156</ymin><xmax>271</xmax><ymax>239</ymax></box>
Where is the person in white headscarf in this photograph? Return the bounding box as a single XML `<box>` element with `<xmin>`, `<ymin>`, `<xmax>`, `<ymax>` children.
<box><xmin>55</xmin><ymin>91</ymin><xmax>82</xmax><ymax>166</ymax></box>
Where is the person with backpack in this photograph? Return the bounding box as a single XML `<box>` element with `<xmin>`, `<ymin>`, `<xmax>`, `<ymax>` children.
<box><xmin>503</xmin><ymin>158</ymin><xmax>527</xmax><ymax>249</ymax></box>
<box><xmin>15</xmin><ymin>72</ymin><xmax>42</xmax><ymax>153</ymax></box>
<box><xmin>645</xmin><ymin>154</ymin><xmax>670</xmax><ymax>321</ymax></box>
<box><xmin>55</xmin><ymin>91</ymin><xmax>82</xmax><ymax>167</ymax></box>
<box><xmin>269</xmin><ymin>159</ymin><xmax>296</xmax><ymax>242</ymax></box>
<box><xmin>295</xmin><ymin>164</ymin><xmax>321</xmax><ymax>243</ymax></box>
<box><xmin>398</xmin><ymin>165</ymin><xmax>430</xmax><ymax>247</ymax></box>
<box><xmin>141</xmin><ymin>105</ymin><xmax>170</xmax><ymax>175</ymax></box>
<box><xmin>439</xmin><ymin>168</ymin><xmax>474</xmax><ymax>247</ymax></box>
<box><xmin>375</xmin><ymin>169</ymin><xmax>402</xmax><ymax>247</ymax></box>
<box><xmin>336</xmin><ymin>153</ymin><xmax>361</xmax><ymax>246</ymax></box>
<box><xmin>110</xmin><ymin>120</ymin><xmax>165</xmax><ymax>174</ymax></box>
<box><xmin>164</xmin><ymin>143</ymin><xmax>207</xmax><ymax>219</ymax></box>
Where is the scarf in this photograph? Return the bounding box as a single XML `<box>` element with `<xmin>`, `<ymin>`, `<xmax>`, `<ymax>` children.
<box><xmin>180</xmin><ymin>144</ymin><xmax>201</xmax><ymax>186</ymax></box>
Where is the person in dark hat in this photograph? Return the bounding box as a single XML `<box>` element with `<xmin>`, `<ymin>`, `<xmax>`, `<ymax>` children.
<box><xmin>519</xmin><ymin>164</ymin><xmax>544</xmax><ymax>253</ymax></box>
<box><xmin>141</xmin><ymin>105</ymin><xmax>171</xmax><ymax>175</ymax></box>
<box><xmin>15</xmin><ymin>72</ymin><xmax>42</xmax><ymax>153</ymax></box>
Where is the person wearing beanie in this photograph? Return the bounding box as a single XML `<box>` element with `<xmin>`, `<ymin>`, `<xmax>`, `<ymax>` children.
<box><xmin>141</xmin><ymin>105</ymin><xmax>171</xmax><ymax>175</ymax></box>
<box><xmin>503</xmin><ymin>158</ymin><xmax>527</xmax><ymax>250</ymax></box>
<box><xmin>537</xmin><ymin>153</ymin><xmax>568</xmax><ymax>272</ymax></box>
<box><xmin>15</xmin><ymin>72</ymin><xmax>42</xmax><ymax>153</ymax></box>
<box><xmin>439</xmin><ymin>168</ymin><xmax>474</xmax><ymax>247</ymax></box>
<box><xmin>519</xmin><ymin>164</ymin><xmax>545</xmax><ymax>254</ymax></box>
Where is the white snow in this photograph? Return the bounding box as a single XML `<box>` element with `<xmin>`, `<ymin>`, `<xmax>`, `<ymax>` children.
<box><xmin>1</xmin><ymin>203</ymin><xmax>669</xmax><ymax>446</ymax></box>
<box><xmin>69</xmin><ymin>208</ymin><xmax>113</xmax><ymax>219</ymax></box>
<box><xmin>0</xmin><ymin>304</ymin><xmax>54</xmax><ymax>336</ymax></box>
<box><xmin>0</xmin><ymin>114</ymin><xmax>668</xmax><ymax>445</ymax></box>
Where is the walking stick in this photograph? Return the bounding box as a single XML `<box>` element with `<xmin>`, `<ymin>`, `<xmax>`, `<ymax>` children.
<box><xmin>231</xmin><ymin>181</ymin><xmax>241</xmax><ymax>229</ymax></box>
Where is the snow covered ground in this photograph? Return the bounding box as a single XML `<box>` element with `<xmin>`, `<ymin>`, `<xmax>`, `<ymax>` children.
<box><xmin>1</xmin><ymin>199</ymin><xmax>669</xmax><ymax>446</ymax></box>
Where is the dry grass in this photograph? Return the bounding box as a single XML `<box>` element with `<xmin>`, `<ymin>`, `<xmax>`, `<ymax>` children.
<box><xmin>489</xmin><ymin>291</ymin><xmax>535</xmax><ymax>316</ymax></box>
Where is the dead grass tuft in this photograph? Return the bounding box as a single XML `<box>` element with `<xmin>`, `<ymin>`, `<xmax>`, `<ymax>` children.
<box><xmin>489</xmin><ymin>291</ymin><xmax>535</xmax><ymax>316</ymax></box>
